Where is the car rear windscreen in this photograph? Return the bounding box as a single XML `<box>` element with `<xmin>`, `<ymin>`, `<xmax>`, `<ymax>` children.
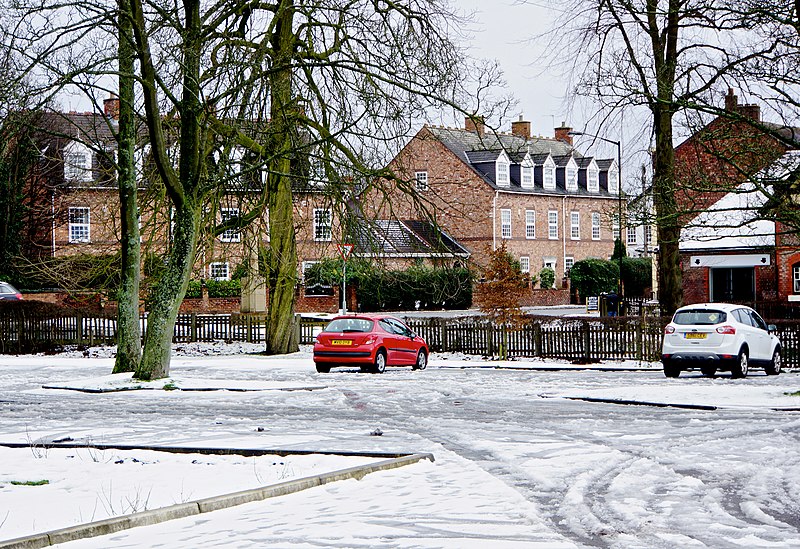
<box><xmin>672</xmin><ymin>310</ymin><xmax>727</xmax><ymax>325</ymax></box>
<box><xmin>324</xmin><ymin>318</ymin><xmax>374</xmax><ymax>333</ymax></box>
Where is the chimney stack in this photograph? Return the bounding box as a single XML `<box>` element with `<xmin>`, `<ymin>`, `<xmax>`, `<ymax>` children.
<box><xmin>554</xmin><ymin>121</ymin><xmax>573</xmax><ymax>145</ymax></box>
<box><xmin>724</xmin><ymin>88</ymin><xmax>761</xmax><ymax>121</ymax></box>
<box><xmin>465</xmin><ymin>115</ymin><xmax>485</xmax><ymax>136</ymax></box>
<box><xmin>104</xmin><ymin>94</ymin><xmax>120</xmax><ymax>120</ymax></box>
<box><xmin>511</xmin><ymin>115</ymin><xmax>531</xmax><ymax>139</ymax></box>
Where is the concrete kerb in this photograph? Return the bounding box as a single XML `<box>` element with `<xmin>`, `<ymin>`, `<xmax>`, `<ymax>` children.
<box><xmin>0</xmin><ymin>448</ymin><xmax>434</xmax><ymax>549</ymax></box>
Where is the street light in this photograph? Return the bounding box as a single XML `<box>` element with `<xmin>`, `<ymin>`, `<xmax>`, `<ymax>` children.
<box><xmin>569</xmin><ymin>130</ymin><xmax>624</xmax><ymax>311</ymax></box>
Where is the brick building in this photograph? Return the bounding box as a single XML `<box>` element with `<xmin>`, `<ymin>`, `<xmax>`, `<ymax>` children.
<box><xmin>372</xmin><ymin>116</ymin><xmax>622</xmax><ymax>283</ymax></box>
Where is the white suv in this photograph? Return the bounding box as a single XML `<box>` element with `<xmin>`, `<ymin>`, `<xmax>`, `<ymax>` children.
<box><xmin>661</xmin><ymin>303</ymin><xmax>781</xmax><ymax>378</ymax></box>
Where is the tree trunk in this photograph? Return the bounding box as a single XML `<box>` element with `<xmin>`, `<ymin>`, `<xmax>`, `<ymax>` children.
<box><xmin>652</xmin><ymin>105</ymin><xmax>682</xmax><ymax>317</ymax></box>
<box><xmin>113</xmin><ymin>0</ymin><xmax>142</xmax><ymax>373</ymax></box>
<box><xmin>266</xmin><ymin>1</ymin><xmax>299</xmax><ymax>355</ymax></box>
<box><xmin>135</xmin><ymin>204</ymin><xmax>199</xmax><ymax>379</ymax></box>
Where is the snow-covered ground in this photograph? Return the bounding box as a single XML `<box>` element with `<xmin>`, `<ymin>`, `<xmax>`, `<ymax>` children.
<box><xmin>1</xmin><ymin>343</ymin><xmax>800</xmax><ymax>548</ymax></box>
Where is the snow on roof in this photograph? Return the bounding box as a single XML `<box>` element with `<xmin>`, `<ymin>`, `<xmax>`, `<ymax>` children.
<box><xmin>681</xmin><ymin>150</ymin><xmax>800</xmax><ymax>251</ymax></box>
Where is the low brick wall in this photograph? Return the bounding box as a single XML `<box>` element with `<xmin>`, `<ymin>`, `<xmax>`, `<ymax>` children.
<box><xmin>473</xmin><ymin>285</ymin><xmax>570</xmax><ymax>309</ymax></box>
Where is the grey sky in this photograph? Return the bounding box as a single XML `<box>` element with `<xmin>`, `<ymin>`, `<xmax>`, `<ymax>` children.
<box><xmin>454</xmin><ymin>0</ymin><xmax>575</xmax><ymax>138</ymax></box>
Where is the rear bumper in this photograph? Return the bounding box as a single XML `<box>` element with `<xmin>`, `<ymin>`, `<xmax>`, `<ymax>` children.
<box><xmin>313</xmin><ymin>349</ymin><xmax>374</xmax><ymax>364</ymax></box>
<box><xmin>662</xmin><ymin>352</ymin><xmax>738</xmax><ymax>370</ymax></box>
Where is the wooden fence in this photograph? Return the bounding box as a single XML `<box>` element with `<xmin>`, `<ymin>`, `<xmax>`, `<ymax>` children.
<box><xmin>402</xmin><ymin>316</ymin><xmax>667</xmax><ymax>363</ymax></box>
<box><xmin>2</xmin><ymin>309</ymin><xmax>800</xmax><ymax>368</ymax></box>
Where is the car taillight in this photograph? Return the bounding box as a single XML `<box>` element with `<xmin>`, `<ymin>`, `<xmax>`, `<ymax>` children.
<box><xmin>15</xmin><ymin>293</ymin><xmax>22</xmax><ymax>300</ymax></box>
<box><xmin>716</xmin><ymin>325</ymin><xmax>736</xmax><ymax>335</ymax></box>
<box><xmin>664</xmin><ymin>325</ymin><xmax>675</xmax><ymax>334</ymax></box>
<box><xmin>364</xmin><ymin>336</ymin><xmax>376</xmax><ymax>345</ymax></box>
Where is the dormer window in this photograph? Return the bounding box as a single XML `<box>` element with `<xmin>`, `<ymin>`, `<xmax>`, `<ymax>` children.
<box><xmin>519</xmin><ymin>155</ymin><xmax>533</xmax><ymax>189</ymax></box>
<box><xmin>608</xmin><ymin>168</ymin><xmax>619</xmax><ymax>194</ymax></box>
<box><xmin>543</xmin><ymin>158</ymin><xmax>556</xmax><ymax>190</ymax></box>
<box><xmin>588</xmin><ymin>166</ymin><xmax>599</xmax><ymax>192</ymax></box>
<box><xmin>566</xmin><ymin>165</ymin><xmax>578</xmax><ymax>191</ymax></box>
<box><xmin>63</xmin><ymin>141</ymin><xmax>92</xmax><ymax>182</ymax></box>
<box><xmin>496</xmin><ymin>156</ymin><xmax>510</xmax><ymax>186</ymax></box>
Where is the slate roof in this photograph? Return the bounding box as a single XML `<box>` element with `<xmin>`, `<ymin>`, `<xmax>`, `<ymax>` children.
<box><xmin>352</xmin><ymin>219</ymin><xmax>469</xmax><ymax>258</ymax></box>
<box><xmin>425</xmin><ymin>125</ymin><xmax>617</xmax><ymax>197</ymax></box>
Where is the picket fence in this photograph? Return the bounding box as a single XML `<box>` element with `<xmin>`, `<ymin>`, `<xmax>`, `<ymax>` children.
<box><xmin>2</xmin><ymin>309</ymin><xmax>800</xmax><ymax>368</ymax></box>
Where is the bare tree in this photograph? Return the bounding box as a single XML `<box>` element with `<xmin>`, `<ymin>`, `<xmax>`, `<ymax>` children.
<box><xmin>539</xmin><ymin>0</ymin><xmax>778</xmax><ymax>316</ymax></box>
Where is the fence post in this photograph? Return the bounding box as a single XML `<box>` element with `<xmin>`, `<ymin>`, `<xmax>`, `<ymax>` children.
<box><xmin>190</xmin><ymin>313</ymin><xmax>197</xmax><ymax>342</ymax></box>
<box><xmin>439</xmin><ymin>318</ymin><xmax>447</xmax><ymax>353</ymax></box>
<box><xmin>294</xmin><ymin>313</ymin><xmax>301</xmax><ymax>345</ymax></box>
<box><xmin>534</xmin><ymin>322</ymin><xmax>542</xmax><ymax>358</ymax></box>
<box><xmin>582</xmin><ymin>320</ymin><xmax>591</xmax><ymax>363</ymax></box>
<box><xmin>75</xmin><ymin>311</ymin><xmax>83</xmax><ymax>345</ymax></box>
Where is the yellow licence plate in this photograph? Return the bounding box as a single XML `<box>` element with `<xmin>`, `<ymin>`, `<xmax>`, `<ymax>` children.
<box><xmin>685</xmin><ymin>333</ymin><xmax>707</xmax><ymax>339</ymax></box>
<box><xmin>331</xmin><ymin>339</ymin><xmax>352</xmax><ymax>346</ymax></box>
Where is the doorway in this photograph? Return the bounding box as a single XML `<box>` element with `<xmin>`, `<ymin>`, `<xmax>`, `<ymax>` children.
<box><xmin>710</xmin><ymin>267</ymin><xmax>755</xmax><ymax>302</ymax></box>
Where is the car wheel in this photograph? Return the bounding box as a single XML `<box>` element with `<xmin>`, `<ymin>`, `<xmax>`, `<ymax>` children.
<box><xmin>732</xmin><ymin>349</ymin><xmax>749</xmax><ymax>378</ymax></box>
<box><xmin>765</xmin><ymin>349</ymin><xmax>781</xmax><ymax>376</ymax></box>
<box><xmin>413</xmin><ymin>350</ymin><xmax>427</xmax><ymax>370</ymax></box>
<box><xmin>700</xmin><ymin>365</ymin><xmax>716</xmax><ymax>377</ymax></box>
<box><xmin>663</xmin><ymin>363</ymin><xmax>680</xmax><ymax>378</ymax></box>
<box><xmin>315</xmin><ymin>363</ymin><xmax>331</xmax><ymax>374</ymax></box>
<box><xmin>373</xmin><ymin>350</ymin><xmax>387</xmax><ymax>374</ymax></box>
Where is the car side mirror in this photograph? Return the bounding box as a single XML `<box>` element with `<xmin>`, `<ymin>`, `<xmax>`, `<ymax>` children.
<box><xmin>768</xmin><ymin>324</ymin><xmax>777</xmax><ymax>333</ymax></box>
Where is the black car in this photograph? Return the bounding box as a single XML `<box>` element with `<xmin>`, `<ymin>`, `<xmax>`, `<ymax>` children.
<box><xmin>0</xmin><ymin>282</ymin><xmax>22</xmax><ymax>300</ymax></box>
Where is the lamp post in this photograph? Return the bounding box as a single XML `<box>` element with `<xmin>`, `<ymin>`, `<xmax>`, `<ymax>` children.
<box><xmin>569</xmin><ymin>130</ymin><xmax>624</xmax><ymax>310</ymax></box>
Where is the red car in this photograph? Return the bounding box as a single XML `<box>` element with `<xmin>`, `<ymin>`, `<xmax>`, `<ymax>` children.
<box><xmin>313</xmin><ymin>314</ymin><xmax>428</xmax><ymax>373</ymax></box>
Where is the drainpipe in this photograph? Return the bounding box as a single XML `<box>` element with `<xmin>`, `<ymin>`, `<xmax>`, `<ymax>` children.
<box><xmin>492</xmin><ymin>190</ymin><xmax>499</xmax><ymax>251</ymax></box>
<box><xmin>562</xmin><ymin>195</ymin><xmax>567</xmax><ymax>280</ymax></box>
<box><xmin>51</xmin><ymin>190</ymin><xmax>56</xmax><ymax>257</ymax></box>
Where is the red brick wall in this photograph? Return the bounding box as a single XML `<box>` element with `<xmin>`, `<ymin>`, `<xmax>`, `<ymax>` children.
<box><xmin>680</xmin><ymin>251</ymin><xmax>778</xmax><ymax>304</ymax></box>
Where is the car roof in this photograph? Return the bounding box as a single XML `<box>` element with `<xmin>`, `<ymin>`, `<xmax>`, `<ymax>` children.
<box><xmin>329</xmin><ymin>314</ymin><xmax>399</xmax><ymax>321</ymax></box>
<box><xmin>674</xmin><ymin>303</ymin><xmax>747</xmax><ymax>313</ymax></box>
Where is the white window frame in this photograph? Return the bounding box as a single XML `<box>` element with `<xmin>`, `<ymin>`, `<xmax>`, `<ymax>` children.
<box><xmin>565</xmin><ymin>256</ymin><xmax>575</xmax><ymax>275</ymax></box>
<box><xmin>63</xmin><ymin>141</ymin><xmax>92</xmax><ymax>182</ymax></box>
<box><xmin>627</xmin><ymin>225</ymin><xmax>637</xmax><ymax>245</ymax></box>
<box><xmin>566</xmin><ymin>164</ymin><xmax>578</xmax><ymax>191</ymax></box>
<box><xmin>209</xmin><ymin>262</ymin><xmax>230</xmax><ymax>281</ymax></box>
<box><xmin>415</xmin><ymin>171</ymin><xmax>429</xmax><ymax>192</ymax></box>
<box><xmin>525</xmin><ymin>210</ymin><xmax>536</xmax><ymax>239</ymax></box>
<box><xmin>612</xmin><ymin>218</ymin><xmax>620</xmax><ymax>241</ymax></box>
<box><xmin>496</xmin><ymin>158</ymin><xmax>510</xmax><ymax>186</ymax></box>
<box><xmin>608</xmin><ymin>168</ymin><xmax>619</xmax><ymax>195</ymax></box>
<box><xmin>543</xmin><ymin>159</ymin><xmax>556</xmax><ymax>190</ymax></box>
<box><xmin>570</xmin><ymin>211</ymin><xmax>580</xmax><ymax>240</ymax></box>
<box><xmin>520</xmin><ymin>256</ymin><xmax>530</xmax><ymax>273</ymax></box>
<box><xmin>521</xmin><ymin>163</ymin><xmax>534</xmax><ymax>189</ymax></box>
<box><xmin>220</xmin><ymin>207</ymin><xmax>241</xmax><ymax>243</ymax></box>
<box><xmin>313</xmin><ymin>208</ymin><xmax>332</xmax><ymax>242</ymax></box>
<box><xmin>587</xmin><ymin>166</ymin><xmax>599</xmax><ymax>192</ymax></box>
<box><xmin>591</xmin><ymin>212</ymin><xmax>601</xmax><ymax>240</ymax></box>
<box><xmin>548</xmin><ymin>210</ymin><xmax>558</xmax><ymax>240</ymax></box>
<box><xmin>644</xmin><ymin>224</ymin><xmax>653</xmax><ymax>246</ymax></box>
<box><xmin>794</xmin><ymin>265</ymin><xmax>800</xmax><ymax>293</ymax></box>
<box><xmin>500</xmin><ymin>208</ymin><xmax>512</xmax><ymax>239</ymax></box>
<box><xmin>68</xmin><ymin>207</ymin><xmax>91</xmax><ymax>243</ymax></box>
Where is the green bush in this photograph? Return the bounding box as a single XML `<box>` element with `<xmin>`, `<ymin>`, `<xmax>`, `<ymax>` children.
<box><xmin>569</xmin><ymin>258</ymin><xmax>619</xmax><ymax>300</ymax></box>
<box><xmin>539</xmin><ymin>267</ymin><xmax>555</xmax><ymax>289</ymax></box>
<box><xmin>184</xmin><ymin>279</ymin><xmax>241</xmax><ymax>298</ymax></box>
<box><xmin>621</xmin><ymin>257</ymin><xmax>652</xmax><ymax>297</ymax></box>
